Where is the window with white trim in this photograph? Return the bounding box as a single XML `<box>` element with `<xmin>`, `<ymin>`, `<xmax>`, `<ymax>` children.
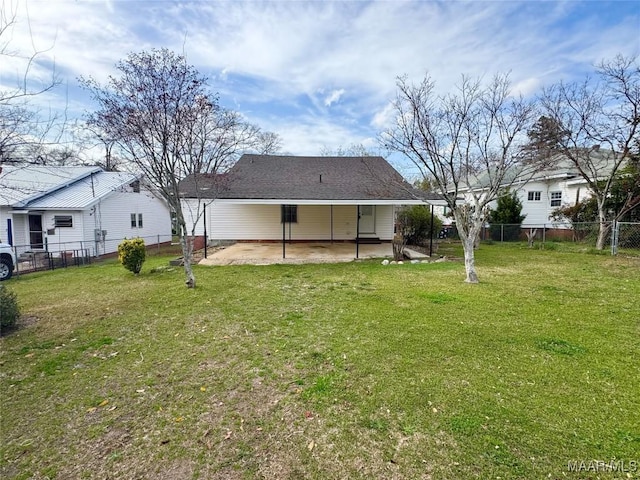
<box><xmin>550</xmin><ymin>191</ymin><xmax>562</xmax><ymax>207</ymax></box>
<box><xmin>527</xmin><ymin>191</ymin><xmax>541</xmax><ymax>201</ymax></box>
<box><xmin>54</xmin><ymin>215</ymin><xmax>73</xmax><ymax>227</ymax></box>
<box><xmin>130</xmin><ymin>213</ymin><xmax>143</xmax><ymax>228</ymax></box>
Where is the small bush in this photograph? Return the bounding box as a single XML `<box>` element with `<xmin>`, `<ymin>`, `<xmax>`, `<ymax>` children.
<box><xmin>0</xmin><ymin>285</ymin><xmax>20</xmax><ymax>330</ymax></box>
<box><xmin>118</xmin><ymin>238</ymin><xmax>146</xmax><ymax>275</ymax></box>
<box><xmin>396</xmin><ymin>206</ymin><xmax>443</xmax><ymax>246</ymax></box>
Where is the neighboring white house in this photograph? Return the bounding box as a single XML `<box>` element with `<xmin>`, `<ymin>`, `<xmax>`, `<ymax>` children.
<box><xmin>435</xmin><ymin>150</ymin><xmax>620</xmax><ymax>231</ymax></box>
<box><xmin>0</xmin><ymin>165</ymin><xmax>172</xmax><ymax>256</ymax></box>
<box><xmin>179</xmin><ymin>154</ymin><xmax>445</xmax><ymax>247</ymax></box>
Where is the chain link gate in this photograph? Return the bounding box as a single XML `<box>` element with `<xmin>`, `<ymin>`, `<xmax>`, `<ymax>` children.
<box><xmin>611</xmin><ymin>222</ymin><xmax>640</xmax><ymax>255</ymax></box>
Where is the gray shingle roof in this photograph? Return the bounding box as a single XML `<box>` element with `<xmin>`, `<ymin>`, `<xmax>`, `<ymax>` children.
<box><xmin>180</xmin><ymin>154</ymin><xmax>443</xmax><ymax>202</ymax></box>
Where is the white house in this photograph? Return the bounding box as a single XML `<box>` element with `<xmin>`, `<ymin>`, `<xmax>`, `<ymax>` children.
<box><xmin>179</xmin><ymin>154</ymin><xmax>444</xmax><ymax>248</ymax></box>
<box><xmin>0</xmin><ymin>165</ymin><xmax>172</xmax><ymax>257</ymax></box>
<box><xmin>435</xmin><ymin>150</ymin><xmax>620</xmax><ymax>233</ymax></box>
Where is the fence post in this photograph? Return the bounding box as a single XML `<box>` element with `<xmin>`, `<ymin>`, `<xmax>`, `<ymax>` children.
<box><xmin>13</xmin><ymin>245</ymin><xmax>19</xmax><ymax>277</ymax></box>
<box><xmin>611</xmin><ymin>221</ymin><xmax>618</xmax><ymax>256</ymax></box>
<box><xmin>501</xmin><ymin>224</ymin><xmax>504</xmax><ymax>243</ymax></box>
<box><xmin>157</xmin><ymin>234</ymin><xmax>160</xmax><ymax>253</ymax></box>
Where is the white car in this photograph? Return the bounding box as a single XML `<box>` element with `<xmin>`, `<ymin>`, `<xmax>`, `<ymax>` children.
<box><xmin>0</xmin><ymin>242</ymin><xmax>17</xmax><ymax>281</ymax></box>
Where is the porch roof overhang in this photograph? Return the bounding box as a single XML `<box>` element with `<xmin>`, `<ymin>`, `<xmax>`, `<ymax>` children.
<box><xmin>211</xmin><ymin>198</ymin><xmax>448</xmax><ymax>206</ymax></box>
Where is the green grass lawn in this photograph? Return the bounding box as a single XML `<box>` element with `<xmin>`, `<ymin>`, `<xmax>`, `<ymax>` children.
<box><xmin>1</xmin><ymin>244</ymin><xmax>639</xmax><ymax>479</ymax></box>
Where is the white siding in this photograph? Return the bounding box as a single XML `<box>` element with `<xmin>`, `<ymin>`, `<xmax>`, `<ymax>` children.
<box><xmin>518</xmin><ymin>179</ymin><xmax>589</xmax><ymax>228</ymax></box>
<box><xmin>11</xmin><ymin>215</ymin><xmax>27</xmax><ymax>247</ymax></box>
<box><xmin>182</xmin><ymin>198</ymin><xmax>208</xmax><ymax>236</ymax></box>
<box><xmin>199</xmin><ymin>203</ymin><xmax>397</xmax><ymax>241</ymax></box>
<box><xmin>0</xmin><ymin>210</ymin><xmax>86</xmax><ymax>254</ymax></box>
<box><xmin>42</xmin><ymin>210</ymin><xmax>86</xmax><ymax>253</ymax></box>
<box><xmin>93</xmin><ymin>189</ymin><xmax>172</xmax><ymax>254</ymax></box>
<box><xmin>518</xmin><ymin>181</ymin><xmax>552</xmax><ymax>226</ymax></box>
<box><xmin>0</xmin><ymin>206</ymin><xmax>10</xmax><ymax>243</ymax></box>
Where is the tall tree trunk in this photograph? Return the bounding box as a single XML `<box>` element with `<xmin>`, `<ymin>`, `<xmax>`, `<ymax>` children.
<box><xmin>179</xmin><ymin>223</ymin><xmax>196</xmax><ymax>288</ymax></box>
<box><xmin>595</xmin><ymin>202</ymin><xmax>609</xmax><ymax>250</ymax></box>
<box><xmin>454</xmin><ymin>211</ymin><xmax>481</xmax><ymax>284</ymax></box>
<box><xmin>595</xmin><ymin>219</ymin><xmax>611</xmax><ymax>251</ymax></box>
<box><xmin>462</xmin><ymin>234</ymin><xmax>479</xmax><ymax>283</ymax></box>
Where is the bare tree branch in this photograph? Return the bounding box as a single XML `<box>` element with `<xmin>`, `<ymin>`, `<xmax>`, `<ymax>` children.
<box><xmin>80</xmin><ymin>48</ymin><xmax>278</xmax><ymax>288</ymax></box>
<box><xmin>539</xmin><ymin>54</ymin><xmax>640</xmax><ymax>249</ymax></box>
<box><xmin>382</xmin><ymin>72</ymin><xmax>537</xmax><ymax>283</ymax></box>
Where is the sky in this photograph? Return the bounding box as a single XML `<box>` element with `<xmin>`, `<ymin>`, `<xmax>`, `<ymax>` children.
<box><xmin>2</xmin><ymin>0</ymin><xmax>639</xmax><ymax>174</ymax></box>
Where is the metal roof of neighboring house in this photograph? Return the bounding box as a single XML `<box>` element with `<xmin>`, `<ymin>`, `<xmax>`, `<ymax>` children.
<box><xmin>24</xmin><ymin>171</ymin><xmax>139</xmax><ymax>209</ymax></box>
<box><xmin>179</xmin><ymin>154</ymin><xmax>444</xmax><ymax>204</ymax></box>
<box><xmin>0</xmin><ymin>165</ymin><xmax>139</xmax><ymax>210</ymax></box>
<box><xmin>0</xmin><ymin>165</ymin><xmax>101</xmax><ymax>206</ymax></box>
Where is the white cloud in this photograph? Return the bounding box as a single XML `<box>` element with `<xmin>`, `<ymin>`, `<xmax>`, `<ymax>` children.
<box><xmin>323</xmin><ymin>89</ymin><xmax>345</xmax><ymax>107</ymax></box>
<box><xmin>3</xmin><ymin>0</ymin><xmax>639</xmax><ymax>156</ymax></box>
<box><xmin>511</xmin><ymin>77</ymin><xmax>543</xmax><ymax>98</ymax></box>
<box><xmin>371</xmin><ymin>101</ymin><xmax>396</xmax><ymax>130</ymax></box>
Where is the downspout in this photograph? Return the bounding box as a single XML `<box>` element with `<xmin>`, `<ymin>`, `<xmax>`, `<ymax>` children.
<box><xmin>282</xmin><ymin>205</ymin><xmax>286</xmax><ymax>259</ymax></box>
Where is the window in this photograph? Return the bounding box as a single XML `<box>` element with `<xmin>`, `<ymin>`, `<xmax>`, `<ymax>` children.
<box><xmin>360</xmin><ymin>205</ymin><xmax>373</xmax><ymax>216</ymax></box>
<box><xmin>54</xmin><ymin>215</ymin><xmax>73</xmax><ymax>227</ymax></box>
<box><xmin>131</xmin><ymin>213</ymin><xmax>143</xmax><ymax>228</ymax></box>
<box><xmin>550</xmin><ymin>191</ymin><xmax>562</xmax><ymax>207</ymax></box>
<box><xmin>528</xmin><ymin>191</ymin><xmax>541</xmax><ymax>201</ymax></box>
<box><xmin>281</xmin><ymin>205</ymin><xmax>298</xmax><ymax>223</ymax></box>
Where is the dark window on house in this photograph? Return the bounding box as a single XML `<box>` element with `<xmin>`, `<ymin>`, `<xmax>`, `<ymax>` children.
<box><xmin>281</xmin><ymin>205</ymin><xmax>298</xmax><ymax>223</ymax></box>
<box><xmin>550</xmin><ymin>191</ymin><xmax>562</xmax><ymax>207</ymax></box>
<box><xmin>131</xmin><ymin>213</ymin><xmax>143</xmax><ymax>228</ymax></box>
<box><xmin>528</xmin><ymin>191</ymin><xmax>541</xmax><ymax>201</ymax></box>
<box><xmin>54</xmin><ymin>215</ymin><xmax>73</xmax><ymax>227</ymax></box>
<box><xmin>130</xmin><ymin>180</ymin><xmax>141</xmax><ymax>193</ymax></box>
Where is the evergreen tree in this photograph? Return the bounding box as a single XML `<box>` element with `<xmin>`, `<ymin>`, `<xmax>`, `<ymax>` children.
<box><xmin>489</xmin><ymin>190</ymin><xmax>526</xmax><ymax>241</ymax></box>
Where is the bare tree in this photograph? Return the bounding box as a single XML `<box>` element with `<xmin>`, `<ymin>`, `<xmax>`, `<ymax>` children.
<box><xmin>319</xmin><ymin>143</ymin><xmax>377</xmax><ymax>157</ymax></box>
<box><xmin>80</xmin><ymin>48</ymin><xmax>274</xmax><ymax>288</ymax></box>
<box><xmin>0</xmin><ymin>1</ymin><xmax>63</xmax><ymax>164</ymax></box>
<box><xmin>70</xmin><ymin>121</ymin><xmax>123</xmax><ymax>171</ymax></box>
<box><xmin>539</xmin><ymin>54</ymin><xmax>640</xmax><ymax>249</ymax></box>
<box><xmin>254</xmin><ymin>130</ymin><xmax>282</xmax><ymax>155</ymax></box>
<box><xmin>382</xmin><ymin>73</ymin><xmax>536</xmax><ymax>283</ymax></box>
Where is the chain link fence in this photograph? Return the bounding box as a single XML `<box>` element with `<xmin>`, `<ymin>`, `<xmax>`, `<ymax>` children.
<box><xmin>6</xmin><ymin>234</ymin><xmax>174</xmax><ymax>277</ymax></box>
<box><xmin>482</xmin><ymin>222</ymin><xmax>611</xmax><ymax>246</ymax></box>
<box><xmin>611</xmin><ymin>222</ymin><xmax>640</xmax><ymax>255</ymax></box>
<box><xmin>440</xmin><ymin>222</ymin><xmax>640</xmax><ymax>255</ymax></box>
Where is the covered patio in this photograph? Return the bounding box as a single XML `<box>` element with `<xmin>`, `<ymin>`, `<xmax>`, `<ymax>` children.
<box><xmin>198</xmin><ymin>241</ymin><xmax>393</xmax><ymax>266</ymax></box>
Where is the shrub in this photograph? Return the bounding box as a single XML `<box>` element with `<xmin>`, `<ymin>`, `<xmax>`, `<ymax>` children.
<box><xmin>396</xmin><ymin>206</ymin><xmax>443</xmax><ymax>246</ymax></box>
<box><xmin>489</xmin><ymin>190</ymin><xmax>526</xmax><ymax>241</ymax></box>
<box><xmin>118</xmin><ymin>238</ymin><xmax>146</xmax><ymax>275</ymax></box>
<box><xmin>0</xmin><ymin>285</ymin><xmax>20</xmax><ymax>330</ymax></box>
<box><xmin>490</xmin><ymin>189</ymin><xmax>526</xmax><ymax>224</ymax></box>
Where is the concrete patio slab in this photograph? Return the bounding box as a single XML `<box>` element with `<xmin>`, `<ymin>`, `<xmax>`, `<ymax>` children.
<box><xmin>198</xmin><ymin>242</ymin><xmax>393</xmax><ymax>266</ymax></box>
